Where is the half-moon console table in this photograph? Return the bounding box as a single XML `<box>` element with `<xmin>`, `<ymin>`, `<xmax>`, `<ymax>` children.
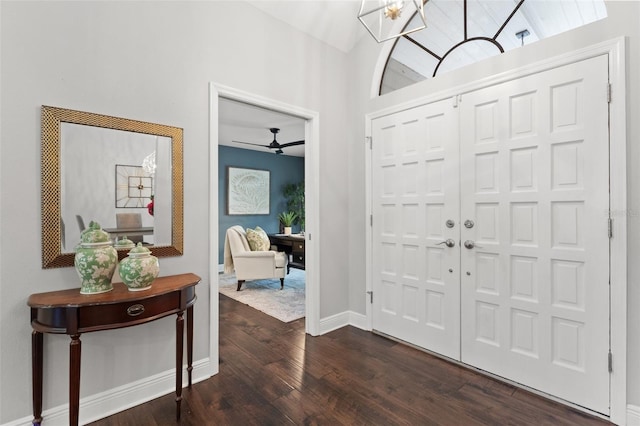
<box><xmin>27</xmin><ymin>273</ymin><xmax>201</xmax><ymax>426</ymax></box>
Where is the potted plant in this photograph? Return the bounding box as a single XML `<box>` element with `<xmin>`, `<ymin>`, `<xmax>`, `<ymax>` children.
<box><xmin>278</xmin><ymin>211</ymin><xmax>297</xmax><ymax>235</ymax></box>
<box><xmin>283</xmin><ymin>181</ymin><xmax>304</xmax><ymax>232</ymax></box>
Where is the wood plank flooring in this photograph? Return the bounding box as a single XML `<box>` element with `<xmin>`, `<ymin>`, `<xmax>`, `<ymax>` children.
<box><xmin>89</xmin><ymin>294</ymin><xmax>612</xmax><ymax>425</ymax></box>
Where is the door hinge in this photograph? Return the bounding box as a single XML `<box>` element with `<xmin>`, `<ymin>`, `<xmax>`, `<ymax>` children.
<box><xmin>608</xmin><ymin>217</ymin><xmax>613</xmax><ymax>238</ymax></box>
<box><xmin>370</xmin><ymin>214</ymin><xmax>373</xmax><ymax>227</ymax></box>
<box><xmin>366</xmin><ymin>136</ymin><xmax>372</xmax><ymax>150</ymax></box>
<box><xmin>608</xmin><ymin>351</ymin><xmax>613</xmax><ymax>373</ymax></box>
<box><xmin>607</xmin><ymin>83</ymin><xmax>612</xmax><ymax>103</ymax></box>
<box><xmin>366</xmin><ymin>290</ymin><xmax>373</xmax><ymax>304</ymax></box>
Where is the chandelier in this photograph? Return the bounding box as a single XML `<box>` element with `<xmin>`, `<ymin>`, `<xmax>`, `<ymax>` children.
<box><xmin>141</xmin><ymin>151</ymin><xmax>156</xmax><ymax>174</ymax></box>
<box><xmin>358</xmin><ymin>0</ymin><xmax>427</xmax><ymax>43</ymax></box>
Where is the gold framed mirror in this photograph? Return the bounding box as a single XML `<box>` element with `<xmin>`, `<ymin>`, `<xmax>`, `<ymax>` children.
<box><xmin>41</xmin><ymin>105</ymin><xmax>184</xmax><ymax>268</ymax></box>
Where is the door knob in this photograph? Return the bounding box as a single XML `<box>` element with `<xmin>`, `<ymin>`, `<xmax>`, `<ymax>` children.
<box><xmin>436</xmin><ymin>239</ymin><xmax>456</xmax><ymax>248</ymax></box>
<box><xmin>464</xmin><ymin>240</ymin><xmax>482</xmax><ymax>249</ymax></box>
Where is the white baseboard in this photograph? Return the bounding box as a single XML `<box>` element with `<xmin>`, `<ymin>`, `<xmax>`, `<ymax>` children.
<box><xmin>3</xmin><ymin>359</ymin><xmax>210</xmax><ymax>426</ymax></box>
<box><xmin>318</xmin><ymin>310</ymin><xmax>369</xmax><ymax>335</ymax></box>
<box><xmin>318</xmin><ymin>311</ymin><xmax>350</xmax><ymax>334</ymax></box>
<box><xmin>348</xmin><ymin>310</ymin><xmax>369</xmax><ymax>331</ymax></box>
<box><xmin>627</xmin><ymin>404</ymin><xmax>640</xmax><ymax>425</ymax></box>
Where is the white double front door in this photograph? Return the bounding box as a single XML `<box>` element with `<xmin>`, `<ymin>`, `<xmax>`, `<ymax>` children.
<box><xmin>371</xmin><ymin>54</ymin><xmax>610</xmax><ymax>414</ymax></box>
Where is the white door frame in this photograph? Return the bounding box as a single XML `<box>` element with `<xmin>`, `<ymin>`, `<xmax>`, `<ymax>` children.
<box><xmin>365</xmin><ymin>37</ymin><xmax>627</xmax><ymax>423</ymax></box>
<box><xmin>208</xmin><ymin>83</ymin><xmax>322</xmax><ymax>376</ymax></box>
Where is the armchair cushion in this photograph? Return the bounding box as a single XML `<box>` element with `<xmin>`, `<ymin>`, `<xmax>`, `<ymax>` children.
<box><xmin>246</xmin><ymin>226</ymin><xmax>270</xmax><ymax>251</ymax></box>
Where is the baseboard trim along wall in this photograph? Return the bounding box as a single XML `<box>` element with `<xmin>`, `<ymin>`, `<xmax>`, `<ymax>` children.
<box><xmin>348</xmin><ymin>311</ymin><xmax>368</xmax><ymax>331</ymax></box>
<box><xmin>318</xmin><ymin>310</ymin><xmax>368</xmax><ymax>335</ymax></box>
<box><xmin>3</xmin><ymin>359</ymin><xmax>210</xmax><ymax>426</ymax></box>
<box><xmin>627</xmin><ymin>404</ymin><xmax>640</xmax><ymax>425</ymax></box>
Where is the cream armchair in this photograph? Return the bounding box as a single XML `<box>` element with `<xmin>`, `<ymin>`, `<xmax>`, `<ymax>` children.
<box><xmin>223</xmin><ymin>226</ymin><xmax>288</xmax><ymax>291</ymax></box>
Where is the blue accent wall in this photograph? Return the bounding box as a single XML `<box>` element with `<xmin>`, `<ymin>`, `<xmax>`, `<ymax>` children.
<box><xmin>218</xmin><ymin>145</ymin><xmax>304</xmax><ymax>263</ymax></box>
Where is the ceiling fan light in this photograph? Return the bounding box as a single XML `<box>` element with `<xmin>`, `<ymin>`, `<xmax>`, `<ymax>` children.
<box><xmin>358</xmin><ymin>0</ymin><xmax>427</xmax><ymax>43</ymax></box>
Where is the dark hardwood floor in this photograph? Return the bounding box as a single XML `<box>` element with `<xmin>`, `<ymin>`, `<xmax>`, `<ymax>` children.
<box><xmin>90</xmin><ymin>294</ymin><xmax>611</xmax><ymax>425</ymax></box>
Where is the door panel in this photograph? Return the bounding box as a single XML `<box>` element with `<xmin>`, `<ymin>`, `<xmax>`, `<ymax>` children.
<box><xmin>459</xmin><ymin>55</ymin><xmax>610</xmax><ymax>414</ymax></box>
<box><xmin>372</xmin><ymin>99</ymin><xmax>461</xmax><ymax>359</ymax></box>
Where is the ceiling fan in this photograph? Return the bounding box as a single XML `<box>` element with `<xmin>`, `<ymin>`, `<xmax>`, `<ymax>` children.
<box><xmin>233</xmin><ymin>128</ymin><xmax>304</xmax><ymax>154</ymax></box>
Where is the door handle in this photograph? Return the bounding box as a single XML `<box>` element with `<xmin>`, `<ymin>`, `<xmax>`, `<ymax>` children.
<box><xmin>436</xmin><ymin>239</ymin><xmax>456</xmax><ymax>248</ymax></box>
<box><xmin>463</xmin><ymin>240</ymin><xmax>482</xmax><ymax>249</ymax></box>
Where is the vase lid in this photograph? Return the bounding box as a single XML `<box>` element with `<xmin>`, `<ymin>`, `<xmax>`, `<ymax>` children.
<box><xmin>115</xmin><ymin>236</ymin><xmax>135</xmax><ymax>249</ymax></box>
<box><xmin>80</xmin><ymin>221</ymin><xmax>111</xmax><ymax>244</ymax></box>
<box><xmin>127</xmin><ymin>242</ymin><xmax>152</xmax><ymax>257</ymax></box>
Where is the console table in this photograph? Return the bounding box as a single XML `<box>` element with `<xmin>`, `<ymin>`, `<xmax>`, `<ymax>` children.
<box><xmin>268</xmin><ymin>234</ymin><xmax>305</xmax><ymax>272</ymax></box>
<box><xmin>27</xmin><ymin>273</ymin><xmax>200</xmax><ymax>426</ymax></box>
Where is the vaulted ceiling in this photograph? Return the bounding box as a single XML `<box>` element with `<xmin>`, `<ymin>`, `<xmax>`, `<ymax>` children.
<box><xmin>247</xmin><ymin>1</ymin><xmax>365</xmax><ymax>53</ymax></box>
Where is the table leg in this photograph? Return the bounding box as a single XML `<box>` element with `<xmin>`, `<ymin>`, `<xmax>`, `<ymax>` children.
<box><xmin>69</xmin><ymin>334</ymin><xmax>81</xmax><ymax>426</ymax></box>
<box><xmin>32</xmin><ymin>331</ymin><xmax>43</xmax><ymax>426</ymax></box>
<box><xmin>175</xmin><ymin>311</ymin><xmax>184</xmax><ymax>420</ymax></box>
<box><xmin>187</xmin><ymin>305</ymin><xmax>194</xmax><ymax>387</ymax></box>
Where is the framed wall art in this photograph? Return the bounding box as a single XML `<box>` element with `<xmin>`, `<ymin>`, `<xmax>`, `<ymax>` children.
<box><xmin>226</xmin><ymin>166</ymin><xmax>270</xmax><ymax>215</ymax></box>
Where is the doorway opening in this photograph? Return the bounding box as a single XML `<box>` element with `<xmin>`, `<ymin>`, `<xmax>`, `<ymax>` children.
<box><xmin>218</xmin><ymin>97</ymin><xmax>306</xmax><ymax>323</ymax></box>
<box><xmin>209</xmin><ymin>83</ymin><xmax>321</xmax><ymax>375</ymax></box>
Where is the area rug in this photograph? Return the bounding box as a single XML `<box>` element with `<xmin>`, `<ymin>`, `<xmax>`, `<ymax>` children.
<box><xmin>218</xmin><ymin>268</ymin><xmax>306</xmax><ymax>323</ymax></box>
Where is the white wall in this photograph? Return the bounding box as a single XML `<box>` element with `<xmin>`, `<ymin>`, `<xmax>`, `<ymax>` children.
<box><xmin>0</xmin><ymin>1</ymin><xmax>350</xmax><ymax>423</ymax></box>
<box><xmin>347</xmin><ymin>0</ymin><xmax>640</xmax><ymax>415</ymax></box>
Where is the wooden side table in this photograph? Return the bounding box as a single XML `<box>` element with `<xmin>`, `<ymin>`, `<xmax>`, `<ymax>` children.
<box><xmin>27</xmin><ymin>273</ymin><xmax>200</xmax><ymax>426</ymax></box>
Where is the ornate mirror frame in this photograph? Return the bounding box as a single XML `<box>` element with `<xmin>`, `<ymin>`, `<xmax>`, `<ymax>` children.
<box><xmin>41</xmin><ymin>105</ymin><xmax>184</xmax><ymax>268</ymax></box>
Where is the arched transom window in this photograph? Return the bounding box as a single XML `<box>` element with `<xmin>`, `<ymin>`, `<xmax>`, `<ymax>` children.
<box><xmin>379</xmin><ymin>0</ymin><xmax>607</xmax><ymax>95</ymax></box>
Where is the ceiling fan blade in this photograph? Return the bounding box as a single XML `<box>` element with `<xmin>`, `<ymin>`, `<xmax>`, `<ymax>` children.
<box><xmin>232</xmin><ymin>140</ymin><xmax>271</xmax><ymax>148</ymax></box>
<box><xmin>279</xmin><ymin>140</ymin><xmax>305</xmax><ymax>148</ymax></box>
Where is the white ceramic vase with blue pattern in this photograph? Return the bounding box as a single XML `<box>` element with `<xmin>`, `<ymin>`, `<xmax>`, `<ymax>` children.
<box><xmin>74</xmin><ymin>221</ymin><xmax>117</xmax><ymax>294</ymax></box>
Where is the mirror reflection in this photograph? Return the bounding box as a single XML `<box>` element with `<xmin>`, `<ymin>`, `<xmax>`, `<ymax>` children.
<box><xmin>41</xmin><ymin>106</ymin><xmax>184</xmax><ymax>268</ymax></box>
<box><xmin>60</xmin><ymin>123</ymin><xmax>172</xmax><ymax>249</ymax></box>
